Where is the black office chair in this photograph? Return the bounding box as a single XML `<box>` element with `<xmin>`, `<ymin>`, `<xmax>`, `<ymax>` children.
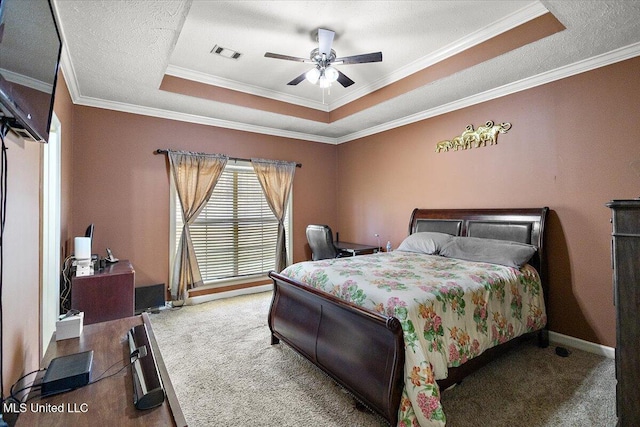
<box><xmin>306</xmin><ymin>224</ymin><xmax>346</xmax><ymax>261</ymax></box>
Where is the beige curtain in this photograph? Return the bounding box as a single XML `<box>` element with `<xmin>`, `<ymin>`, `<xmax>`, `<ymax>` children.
<box><xmin>169</xmin><ymin>151</ymin><xmax>228</xmax><ymax>300</ymax></box>
<box><xmin>251</xmin><ymin>158</ymin><xmax>297</xmax><ymax>272</ymax></box>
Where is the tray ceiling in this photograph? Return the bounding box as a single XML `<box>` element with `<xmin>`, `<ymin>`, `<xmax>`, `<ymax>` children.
<box><xmin>53</xmin><ymin>1</ymin><xmax>640</xmax><ymax>144</ymax></box>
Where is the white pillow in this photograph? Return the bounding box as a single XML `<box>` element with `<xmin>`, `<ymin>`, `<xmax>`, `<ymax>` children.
<box><xmin>396</xmin><ymin>232</ymin><xmax>454</xmax><ymax>255</ymax></box>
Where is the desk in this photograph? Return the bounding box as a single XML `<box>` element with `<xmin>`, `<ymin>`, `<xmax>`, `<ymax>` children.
<box><xmin>15</xmin><ymin>314</ymin><xmax>186</xmax><ymax>427</ymax></box>
<box><xmin>334</xmin><ymin>241</ymin><xmax>379</xmax><ymax>256</ymax></box>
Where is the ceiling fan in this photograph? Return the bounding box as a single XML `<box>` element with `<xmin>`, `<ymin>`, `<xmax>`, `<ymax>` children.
<box><xmin>264</xmin><ymin>28</ymin><xmax>382</xmax><ymax>88</ymax></box>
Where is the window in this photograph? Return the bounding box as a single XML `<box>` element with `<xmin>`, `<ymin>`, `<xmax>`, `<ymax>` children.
<box><xmin>172</xmin><ymin>161</ymin><xmax>291</xmax><ymax>286</ymax></box>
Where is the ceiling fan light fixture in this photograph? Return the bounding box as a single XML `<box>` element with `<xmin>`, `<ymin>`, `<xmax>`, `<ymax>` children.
<box><xmin>324</xmin><ymin>66</ymin><xmax>339</xmax><ymax>82</ymax></box>
<box><xmin>305</xmin><ymin>67</ymin><xmax>321</xmax><ymax>84</ymax></box>
<box><xmin>265</xmin><ymin>28</ymin><xmax>381</xmax><ymax>90</ymax></box>
<box><xmin>318</xmin><ymin>66</ymin><xmax>339</xmax><ymax>88</ymax></box>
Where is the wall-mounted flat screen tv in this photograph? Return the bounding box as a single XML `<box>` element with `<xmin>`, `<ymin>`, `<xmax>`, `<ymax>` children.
<box><xmin>0</xmin><ymin>0</ymin><xmax>62</xmax><ymax>143</ymax></box>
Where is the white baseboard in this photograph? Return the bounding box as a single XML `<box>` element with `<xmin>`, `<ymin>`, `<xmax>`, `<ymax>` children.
<box><xmin>549</xmin><ymin>331</ymin><xmax>615</xmax><ymax>359</ymax></box>
<box><xmin>185</xmin><ymin>283</ymin><xmax>273</xmax><ymax>305</ymax></box>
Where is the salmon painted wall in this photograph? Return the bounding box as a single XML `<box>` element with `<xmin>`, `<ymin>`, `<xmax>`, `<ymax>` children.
<box><xmin>69</xmin><ymin>108</ymin><xmax>337</xmax><ymax>287</ymax></box>
<box><xmin>336</xmin><ymin>56</ymin><xmax>640</xmax><ymax>348</ymax></box>
<box><xmin>0</xmin><ymin>70</ymin><xmax>74</xmax><ymax>398</ymax></box>
<box><xmin>1</xmin><ymin>132</ymin><xmax>41</xmax><ymax>398</ymax></box>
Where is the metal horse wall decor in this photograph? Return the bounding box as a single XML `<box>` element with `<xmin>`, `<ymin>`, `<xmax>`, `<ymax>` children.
<box><xmin>435</xmin><ymin>121</ymin><xmax>512</xmax><ymax>153</ymax></box>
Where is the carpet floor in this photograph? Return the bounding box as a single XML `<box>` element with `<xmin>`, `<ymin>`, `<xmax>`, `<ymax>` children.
<box><xmin>149</xmin><ymin>291</ymin><xmax>616</xmax><ymax>426</ymax></box>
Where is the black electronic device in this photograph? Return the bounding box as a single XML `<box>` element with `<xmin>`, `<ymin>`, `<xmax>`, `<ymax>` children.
<box><xmin>105</xmin><ymin>247</ymin><xmax>118</xmax><ymax>263</ymax></box>
<box><xmin>85</xmin><ymin>224</ymin><xmax>94</xmax><ymax>240</ymax></box>
<box><xmin>128</xmin><ymin>324</ymin><xmax>165</xmax><ymax>410</ymax></box>
<box><xmin>40</xmin><ymin>350</ymin><xmax>93</xmax><ymax>397</ymax></box>
<box><xmin>0</xmin><ymin>0</ymin><xmax>62</xmax><ymax>143</ymax></box>
<box><xmin>85</xmin><ymin>224</ymin><xmax>97</xmax><ymax>266</ymax></box>
<box><xmin>135</xmin><ymin>284</ymin><xmax>166</xmax><ymax>314</ymax></box>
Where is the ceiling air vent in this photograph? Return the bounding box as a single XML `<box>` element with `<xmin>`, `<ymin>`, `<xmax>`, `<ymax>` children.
<box><xmin>210</xmin><ymin>45</ymin><xmax>242</xmax><ymax>60</ymax></box>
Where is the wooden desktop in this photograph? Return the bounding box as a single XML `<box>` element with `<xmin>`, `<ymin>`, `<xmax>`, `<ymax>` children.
<box><xmin>15</xmin><ymin>314</ymin><xmax>186</xmax><ymax>427</ymax></box>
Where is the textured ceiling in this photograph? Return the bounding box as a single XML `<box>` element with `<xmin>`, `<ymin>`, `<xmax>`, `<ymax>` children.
<box><xmin>168</xmin><ymin>1</ymin><xmax>532</xmax><ymax>110</ymax></box>
<box><xmin>52</xmin><ymin>0</ymin><xmax>640</xmax><ymax>144</ymax></box>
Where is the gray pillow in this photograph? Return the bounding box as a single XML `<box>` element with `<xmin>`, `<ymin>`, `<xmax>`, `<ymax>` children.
<box><xmin>396</xmin><ymin>232</ymin><xmax>454</xmax><ymax>255</ymax></box>
<box><xmin>439</xmin><ymin>236</ymin><xmax>537</xmax><ymax>268</ymax></box>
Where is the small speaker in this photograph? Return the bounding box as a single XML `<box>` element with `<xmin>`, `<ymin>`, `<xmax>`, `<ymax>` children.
<box><xmin>135</xmin><ymin>284</ymin><xmax>165</xmax><ymax>314</ymax></box>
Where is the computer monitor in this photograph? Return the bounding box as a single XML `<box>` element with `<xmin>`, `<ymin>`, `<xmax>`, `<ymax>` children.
<box><xmin>85</xmin><ymin>224</ymin><xmax>94</xmax><ymax>240</ymax></box>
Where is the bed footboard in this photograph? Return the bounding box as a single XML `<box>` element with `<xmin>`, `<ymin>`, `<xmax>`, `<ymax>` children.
<box><xmin>268</xmin><ymin>271</ymin><xmax>405</xmax><ymax>426</ymax></box>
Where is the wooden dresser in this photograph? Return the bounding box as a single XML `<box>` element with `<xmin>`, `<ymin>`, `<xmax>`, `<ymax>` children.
<box><xmin>607</xmin><ymin>199</ymin><xmax>640</xmax><ymax>426</ymax></box>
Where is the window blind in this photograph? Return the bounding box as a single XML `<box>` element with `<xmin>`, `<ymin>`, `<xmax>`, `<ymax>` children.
<box><xmin>174</xmin><ymin>162</ymin><xmax>290</xmax><ymax>283</ymax></box>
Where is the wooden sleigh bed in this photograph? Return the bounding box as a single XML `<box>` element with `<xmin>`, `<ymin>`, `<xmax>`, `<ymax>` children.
<box><xmin>268</xmin><ymin>208</ymin><xmax>549</xmax><ymax>426</ymax></box>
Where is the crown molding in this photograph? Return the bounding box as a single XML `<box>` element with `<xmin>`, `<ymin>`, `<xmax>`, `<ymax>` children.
<box><xmin>165</xmin><ymin>65</ymin><xmax>330</xmax><ymax>112</ymax></box>
<box><xmin>57</xmin><ymin>35</ymin><xmax>335</xmax><ymax>144</ymax></box>
<box><xmin>0</xmin><ymin>68</ymin><xmax>53</xmax><ymax>93</ymax></box>
<box><xmin>335</xmin><ymin>41</ymin><xmax>640</xmax><ymax>144</ymax></box>
<box><xmin>58</xmin><ymin>36</ymin><xmax>640</xmax><ymax>146</ymax></box>
<box><xmin>328</xmin><ymin>1</ymin><xmax>550</xmax><ymax>110</ymax></box>
<box><xmin>164</xmin><ymin>2</ymin><xmax>548</xmax><ymax>113</ymax></box>
<box><xmin>53</xmin><ymin>0</ymin><xmax>81</xmax><ymax>105</ymax></box>
<box><xmin>72</xmin><ymin>94</ymin><xmax>338</xmax><ymax>144</ymax></box>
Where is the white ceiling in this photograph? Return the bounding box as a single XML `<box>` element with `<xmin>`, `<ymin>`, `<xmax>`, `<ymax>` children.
<box><xmin>52</xmin><ymin>1</ymin><xmax>640</xmax><ymax>144</ymax></box>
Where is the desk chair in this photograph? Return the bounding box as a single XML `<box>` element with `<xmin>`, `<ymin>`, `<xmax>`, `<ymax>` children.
<box><xmin>306</xmin><ymin>224</ymin><xmax>347</xmax><ymax>261</ymax></box>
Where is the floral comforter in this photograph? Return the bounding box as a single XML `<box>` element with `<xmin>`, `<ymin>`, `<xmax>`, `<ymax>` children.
<box><xmin>280</xmin><ymin>251</ymin><xmax>546</xmax><ymax>427</ymax></box>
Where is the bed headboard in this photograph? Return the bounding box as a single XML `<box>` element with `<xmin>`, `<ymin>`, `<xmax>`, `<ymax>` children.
<box><xmin>408</xmin><ymin>207</ymin><xmax>549</xmax><ymax>287</ymax></box>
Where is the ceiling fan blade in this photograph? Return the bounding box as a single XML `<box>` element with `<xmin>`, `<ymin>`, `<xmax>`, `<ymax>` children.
<box><xmin>317</xmin><ymin>28</ymin><xmax>335</xmax><ymax>56</ymax></box>
<box><xmin>334</xmin><ymin>52</ymin><xmax>382</xmax><ymax>65</ymax></box>
<box><xmin>336</xmin><ymin>70</ymin><xmax>355</xmax><ymax>88</ymax></box>
<box><xmin>264</xmin><ymin>52</ymin><xmax>311</xmax><ymax>63</ymax></box>
<box><xmin>287</xmin><ymin>71</ymin><xmax>308</xmax><ymax>86</ymax></box>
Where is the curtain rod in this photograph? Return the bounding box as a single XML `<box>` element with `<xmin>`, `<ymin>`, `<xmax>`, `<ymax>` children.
<box><xmin>155</xmin><ymin>149</ymin><xmax>301</xmax><ymax>168</ymax></box>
